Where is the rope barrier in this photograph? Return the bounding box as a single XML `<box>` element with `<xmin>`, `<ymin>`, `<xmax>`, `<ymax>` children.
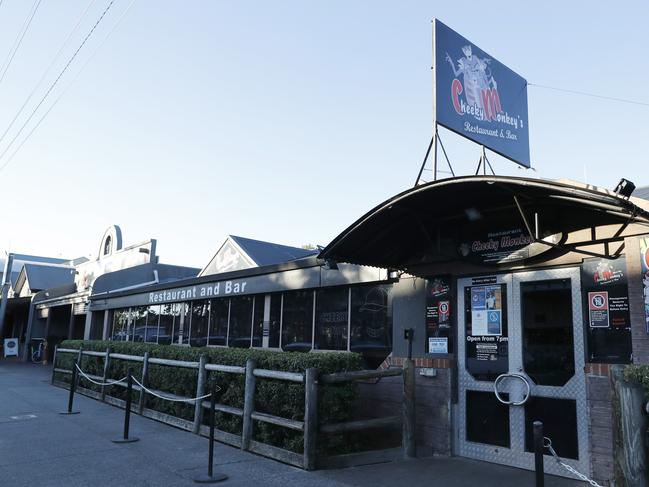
<box><xmin>131</xmin><ymin>376</ymin><xmax>218</xmax><ymax>403</ymax></box>
<box><xmin>74</xmin><ymin>363</ymin><xmax>127</xmax><ymax>387</ymax></box>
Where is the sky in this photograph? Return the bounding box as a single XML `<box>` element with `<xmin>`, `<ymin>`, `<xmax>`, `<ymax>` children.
<box><xmin>0</xmin><ymin>0</ymin><xmax>647</xmax><ymax>268</ymax></box>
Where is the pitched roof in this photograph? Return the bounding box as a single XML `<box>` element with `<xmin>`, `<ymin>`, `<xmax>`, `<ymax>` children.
<box><xmin>12</xmin><ymin>254</ymin><xmax>70</xmax><ymax>265</ymax></box>
<box><xmin>229</xmin><ymin>235</ymin><xmax>318</xmax><ymax>266</ymax></box>
<box><xmin>636</xmin><ymin>186</ymin><xmax>649</xmax><ymax>200</ymax></box>
<box><xmin>22</xmin><ymin>264</ymin><xmax>74</xmax><ymax>292</ymax></box>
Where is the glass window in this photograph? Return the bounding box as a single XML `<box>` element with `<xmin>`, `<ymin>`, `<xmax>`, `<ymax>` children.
<box><xmin>209</xmin><ymin>299</ymin><xmax>229</xmax><ymax>346</ymax></box>
<box><xmin>90</xmin><ymin>311</ymin><xmax>105</xmax><ymax>340</ymax></box>
<box><xmin>350</xmin><ymin>284</ymin><xmax>392</xmax><ymax>367</ymax></box>
<box><xmin>111</xmin><ymin>309</ymin><xmax>130</xmax><ymax>341</ymax></box>
<box><xmin>159</xmin><ymin>303</ymin><xmax>180</xmax><ymax>345</ymax></box>
<box><xmin>315</xmin><ymin>287</ymin><xmax>349</xmax><ymax>350</ymax></box>
<box><xmin>269</xmin><ymin>294</ymin><xmax>281</xmax><ymax>348</ymax></box>
<box><xmin>252</xmin><ymin>295</ymin><xmax>265</xmax><ymax>347</ymax></box>
<box><xmin>131</xmin><ymin>306</ymin><xmax>147</xmax><ymax>342</ymax></box>
<box><xmin>189</xmin><ymin>300</ymin><xmax>210</xmax><ymax>347</ymax></box>
<box><xmin>521</xmin><ymin>279</ymin><xmax>574</xmax><ymax>386</ymax></box>
<box><xmin>144</xmin><ymin>305</ymin><xmax>160</xmax><ymax>343</ymax></box>
<box><xmin>228</xmin><ymin>296</ymin><xmax>253</xmax><ymax>348</ymax></box>
<box><xmin>281</xmin><ymin>290</ymin><xmax>313</xmax><ymax>352</ymax></box>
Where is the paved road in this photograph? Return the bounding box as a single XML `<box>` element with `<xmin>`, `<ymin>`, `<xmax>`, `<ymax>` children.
<box><xmin>0</xmin><ymin>360</ymin><xmax>582</xmax><ymax>486</ymax></box>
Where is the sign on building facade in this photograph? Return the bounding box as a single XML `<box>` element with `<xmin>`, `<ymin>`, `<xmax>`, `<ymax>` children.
<box><xmin>434</xmin><ymin>19</ymin><xmax>530</xmax><ymax>167</ymax></box>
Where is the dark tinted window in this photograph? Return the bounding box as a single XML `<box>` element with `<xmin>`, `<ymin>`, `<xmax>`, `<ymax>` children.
<box><xmin>350</xmin><ymin>284</ymin><xmax>392</xmax><ymax>366</ymax></box>
<box><xmin>269</xmin><ymin>294</ymin><xmax>281</xmax><ymax>348</ymax></box>
<box><xmin>282</xmin><ymin>290</ymin><xmax>313</xmax><ymax>352</ymax></box>
<box><xmin>252</xmin><ymin>295</ymin><xmax>265</xmax><ymax>347</ymax></box>
<box><xmin>144</xmin><ymin>305</ymin><xmax>160</xmax><ymax>343</ymax></box>
<box><xmin>159</xmin><ymin>303</ymin><xmax>180</xmax><ymax>345</ymax></box>
<box><xmin>228</xmin><ymin>296</ymin><xmax>253</xmax><ymax>348</ymax></box>
<box><xmin>209</xmin><ymin>299</ymin><xmax>228</xmax><ymax>346</ymax></box>
<box><xmin>315</xmin><ymin>287</ymin><xmax>348</xmax><ymax>350</ymax></box>
<box><xmin>190</xmin><ymin>301</ymin><xmax>210</xmax><ymax>347</ymax></box>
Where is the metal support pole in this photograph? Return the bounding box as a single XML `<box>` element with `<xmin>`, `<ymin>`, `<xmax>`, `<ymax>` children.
<box><xmin>112</xmin><ymin>367</ymin><xmax>139</xmax><ymax>443</ymax></box>
<box><xmin>194</xmin><ymin>380</ymin><xmax>227</xmax><ymax>483</ymax></box>
<box><xmin>533</xmin><ymin>421</ymin><xmax>544</xmax><ymax>487</ymax></box>
<box><xmin>414</xmin><ymin>132</ymin><xmax>436</xmax><ymax>187</ymax></box>
<box><xmin>60</xmin><ymin>358</ymin><xmax>80</xmax><ymax>415</ymax></box>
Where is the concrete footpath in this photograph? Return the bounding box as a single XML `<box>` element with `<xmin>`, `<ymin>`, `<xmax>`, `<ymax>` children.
<box><xmin>0</xmin><ymin>360</ymin><xmax>581</xmax><ymax>487</ymax></box>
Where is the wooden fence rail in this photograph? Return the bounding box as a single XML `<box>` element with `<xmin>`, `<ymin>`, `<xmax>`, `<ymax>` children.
<box><xmin>51</xmin><ymin>345</ymin><xmax>415</xmax><ymax>470</ymax></box>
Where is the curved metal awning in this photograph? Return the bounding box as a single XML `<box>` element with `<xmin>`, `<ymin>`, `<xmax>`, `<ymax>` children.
<box><xmin>319</xmin><ymin>176</ymin><xmax>649</xmax><ymax>270</ymax></box>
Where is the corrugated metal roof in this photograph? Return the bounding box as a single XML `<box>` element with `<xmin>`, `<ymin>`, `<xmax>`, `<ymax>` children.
<box><xmin>230</xmin><ymin>235</ymin><xmax>318</xmax><ymax>267</ymax></box>
<box><xmin>24</xmin><ymin>264</ymin><xmax>74</xmax><ymax>291</ymax></box>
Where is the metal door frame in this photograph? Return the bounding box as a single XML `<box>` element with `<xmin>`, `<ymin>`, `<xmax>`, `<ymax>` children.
<box><xmin>454</xmin><ymin>267</ymin><xmax>590</xmax><ymax>478</ymax></box>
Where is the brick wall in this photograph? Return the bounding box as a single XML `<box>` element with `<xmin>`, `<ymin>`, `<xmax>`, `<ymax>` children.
<box><xmin>626</xmin><ymin>236</ymin><xmax>649</xmax><ymax>363</ymax></box>
<box><xmin>586</xmin><ymin>371</ymin><xmax>615</xmax><ymax>486</ymax></box>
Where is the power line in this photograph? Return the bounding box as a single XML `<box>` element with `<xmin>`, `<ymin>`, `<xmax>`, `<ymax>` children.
<box><xmin>0</xmin><ymin>0</ymin><xmax>43</xmax><ymax>87</ymax></box>
<box><xmin>0</xmin><ymin>0</ymin><xmax>98</xmax><ymax>149</ymax></box>
<box><xmin>0</xmin><ymin>0</ymin><xmax>138</xmax><ymax>172</ymax></box>
<box><xmin>528</xmin><ymin>82</ymin><xmax>649</xmax><ymax>108</ymax></box>
<box><xmin>0</xmin><ymin>0</ymin><xmax>117</xmax><ymax>167</ymax></box>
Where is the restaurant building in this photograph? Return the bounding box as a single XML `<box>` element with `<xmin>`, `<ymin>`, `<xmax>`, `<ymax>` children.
<box><xmin>84</xmin><ymin>176</ymin><xmax>649</xmax><ymax>484</ymax></box>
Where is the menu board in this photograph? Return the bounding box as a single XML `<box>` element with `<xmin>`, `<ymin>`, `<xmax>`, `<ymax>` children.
<box><xmin>581</xmin><ymin>257</ymin><xmax>632</xmax><ymax>363</ymax></box>
<box><xmin>426</xmin><ymin>276</ymin><xmax>453</xmax><ymax>354</ymax></box>
<box><xmin>465</xmin><ymin>280</ymin><xmax>508</xmax><ymax>381</ymax></box>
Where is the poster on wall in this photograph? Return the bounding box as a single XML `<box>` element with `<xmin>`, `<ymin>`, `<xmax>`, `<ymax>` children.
<box><xmin>470</xmin><ymin>285</ymin><xmax>502</xmax><ymax>336</ymax></box>
<box><xmin>641</xmin><ymin>238</ymin><xmax>649</xmax><ymax>333</ymax></box>
<box><xmin>434</xmin><ymin>19</ymin><xmax>530</xmax><ymax>167</ymax></box>
<box><xmin>464</xmin><ymin>282</ymin><xmax>508</xmax><ymax>381</ymax></box>
<box><xmin>588</xmin><ymin>292</ymin><xmax>609</xmax><ymax>328</ymax></box>
<box><xmin>581</xmin><ymin>257</ymin><xmax>632</xmax><ymax>363</ymax></box>
<box><xmin>426</xmin><ymin>276</ymin><xmax>453</xmax><ymax>354</ymax></box>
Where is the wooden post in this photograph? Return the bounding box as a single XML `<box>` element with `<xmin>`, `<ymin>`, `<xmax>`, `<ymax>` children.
<box><xmin>402</xmin><ymin>358</ymin><xmax>416</xmax><ymax>458</ymax></box>
<box><xmin>303</xmin><ymin>367</ymin><xmax>319</xmax><ymax>470</ymax></box>
<box><xmin>192</xmin><ymin>354</ymin><xmax>207</xmax><ymax>434</ymax></box>
<box><xmin>138</xmin><ymin>351</ymin><xmax>150</xmax><ymax>415</ymax></box>
<box><xmin>100</xmin><ymin>347</ymin><xmax>112</xmax><ymax>401</ymax></box>
<box><xmin>241</xmin><ymin>358</ymin><xmax>257</xmax><ymax>450</ymax></box>
<box><xmin>50</xmin><ymin>345</ymin><xmax>58</xmax><ymax>384</ymax></box>
<box><xmin>611</xmin><ymin>365</ymin><xmax>648</xmax><ymax>487</ymax></box>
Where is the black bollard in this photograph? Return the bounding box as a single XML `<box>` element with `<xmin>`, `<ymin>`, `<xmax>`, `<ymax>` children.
<box><xmin>60</xmin><ymin>358</ymin><xmax>81</xmax><ymax>415</ymax></box>
<box><xmin>194</xmin><ymin>380</ymin><xmax>227</xmax><ymax>483</ymax></box>
<box><xmin>112</xmin><ymin>367</ymin><xmax>139</xmax><ymax>443</ymax></box>
<box><xmin>533</xmin><ymin>421</ymin><xmax>544</xmax><ymax>487</ymax></box>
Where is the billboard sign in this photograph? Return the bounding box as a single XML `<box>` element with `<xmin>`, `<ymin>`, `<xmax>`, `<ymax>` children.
<box><xmin>434</xmin><ymin>19</ymin><xmax>530</xmax><ymax>167</ymax></box>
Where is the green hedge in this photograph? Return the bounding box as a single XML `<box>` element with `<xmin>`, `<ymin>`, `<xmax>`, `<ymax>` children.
<box><xmin>54</xmin><ymin>340</ymin><xmax>363</xmax><ymax>455</ymax></box>
<box><xmin>624</xmin><ymin>365</ymin><xmax>649</xmax><ymax>397</ymax></box>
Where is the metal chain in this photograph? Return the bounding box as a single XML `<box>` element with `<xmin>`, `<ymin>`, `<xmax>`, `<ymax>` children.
<box><xmin>543</xmin><ymin>437</ymin><xmax>604</xmax><ymax>487</ymax></box>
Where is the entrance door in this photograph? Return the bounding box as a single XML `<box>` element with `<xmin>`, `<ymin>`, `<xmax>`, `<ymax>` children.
<box><xmin>455</xmin><ymin>268</ymin><xmax>589</xmax><ymax>477</ymax></box>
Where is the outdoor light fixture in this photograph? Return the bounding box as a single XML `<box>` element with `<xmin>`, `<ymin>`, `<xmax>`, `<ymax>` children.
<box><xmin>387</xmin><ymin>269</ymin><xmax>400</xmax><ymax>280</ymax></box>
<box><xmin>325</xmin><ymin>258</ymin><xmax>339</xmax><ymax>270</ymax></box>
<box><xmin>614</xmin><ymin>178</ymin><xmax>635</xmax><ymax>199</ymax></box>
